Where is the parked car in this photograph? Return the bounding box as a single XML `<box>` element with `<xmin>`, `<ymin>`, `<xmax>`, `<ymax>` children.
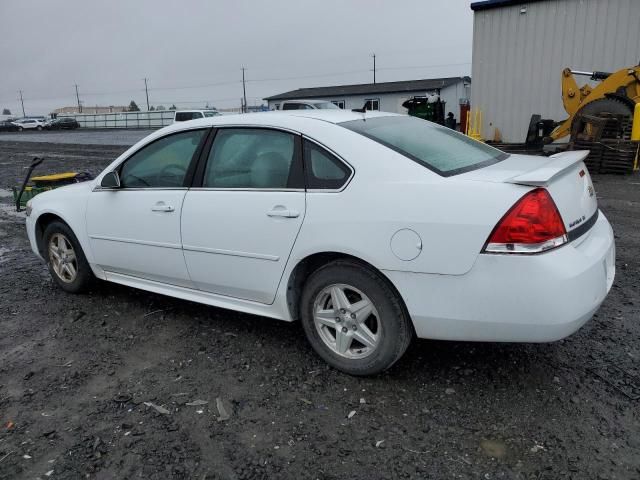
<box><xmin>45</xmin><ymin>117</ymin><xmax>80</xmax><ymax>130</ymax></box>
<box><xmin>12</xmin><ymin>118</ymin><xmax>45</xmax><ymax>131</ymax></box>
<box><xmin>278</xmin><ymin>99</ymin><xmax>340</xmax><ymax>110</ymax></box>
<box><xmin>173</xmin><ymin>110</ymin><xmax>220</xmax><ymax>122</ymax></box>
<box><xmin>24</xmin><ymin>110</ymin><xmax>615</xmax><ymax>375</ymax></box>
<box><xmin>0</xmin><ymin>120</ymin><xmax>19</xmax><ymax>132</ymax></box>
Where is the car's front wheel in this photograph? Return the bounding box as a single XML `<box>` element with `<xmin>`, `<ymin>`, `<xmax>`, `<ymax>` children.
<box><xmin>37</xmin><ymin>125</ymin><xmax>43</xmax><ymax>131</ymax></box>
<box><xmin>300</xmin><ymin>260</ymin><xmax>414</xmax><ymax>375</ymax></box>
<box><xmin>43</xmin><ymin>221</ymin><xmax>93</xmax><ymax>293</ymax></box>
<box><xmin>18</xmin><ymin>126</ymin><xmax>23</xmax><ymax>132</ymax></box>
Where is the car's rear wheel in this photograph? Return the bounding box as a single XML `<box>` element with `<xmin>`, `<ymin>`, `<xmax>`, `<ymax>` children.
<box><xmin>300</xmin><ymin>260</ymin><xmax>413</xmax><ymax>375</ymax></box>
<box><xmin>37</xmin><ymin>125</ymin><xmax>43</xmax><ymax>131</ymax></box>
<box><xmin>18</xmin><ymin>126</ymin><xmax>23</xmax><ymax>132</ymax></box>
<box><xmin>43</xmin><ymin>221</ymin><xmax>93</xmax><ymax>293</ymax></box>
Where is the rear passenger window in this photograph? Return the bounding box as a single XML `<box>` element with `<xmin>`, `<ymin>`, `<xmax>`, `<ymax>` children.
<box><xmin>203</xmin><ymin>128</ymin><xmax>302</xmax><ymax>189</ymax></box>
<box><xmin>303</xmin><ymin>140</ymin><xmax>351</xmax><ymax>189</ymax></box>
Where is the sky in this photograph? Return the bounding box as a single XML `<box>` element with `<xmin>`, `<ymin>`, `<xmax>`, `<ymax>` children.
<box><xmin>0</xmin><ymin>0</ymin><xmax>475</xmax><ymax>116</ymax></box>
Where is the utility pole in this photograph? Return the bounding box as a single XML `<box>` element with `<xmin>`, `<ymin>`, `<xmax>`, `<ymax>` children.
<box><xmin>241</xmin><ymin>67</ymin><xmax>247</xmax><ymax>114</ymax></box>
<box><xmin>372</xmin><ymin>53</ymin><xmax>376</xmax><ymax>84</ymax></box>
<box><xmin>144</xmin><ymin>78</ymin><xmax>150</xmax><ymax>111</ymax></box>
<box><xmin>74</xmin><ymin>84</ymin><xmax>82</xmax><ymax>113</ymax></box>
<box><xmin>18</xmin><ymin>90</ymin><xmax>25</xmax><ymax>116</ymax></box>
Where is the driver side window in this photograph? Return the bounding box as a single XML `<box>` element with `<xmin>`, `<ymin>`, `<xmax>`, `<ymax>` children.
<box><xmin>119</xmin><ymin>129</ymin><xmax>206</xmax><ymax>188</ymax></box>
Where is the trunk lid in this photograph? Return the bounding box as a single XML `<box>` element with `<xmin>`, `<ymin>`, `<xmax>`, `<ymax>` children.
<box><xmin>462</xmin><ymin>150</ymin><xmax>598</xmax><ymax>237</ymax></box>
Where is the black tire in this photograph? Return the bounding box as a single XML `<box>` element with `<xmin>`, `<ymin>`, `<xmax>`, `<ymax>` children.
<box><xmin>573</xmin><ymin>97</ymin><xmax>633</xmax><ymax>136</ymax></box>
<box><xmin>36</xmin><ymin>125</ymin><xmax>43</xmax><ymax>131</ymax></box>
<box><xmin>43</xmin><ymin>221</ymin><xmax>93</xmax><ymax>293</ymax></box>
<box><xmin>18</xmin><ymin>126</ymin><xmax>23</xmax><ymax>132</ymax></box>
<box><xmin>300</xmin><ymin>260</ymin><xmax>414</xmax><ymax>376</ymax></box>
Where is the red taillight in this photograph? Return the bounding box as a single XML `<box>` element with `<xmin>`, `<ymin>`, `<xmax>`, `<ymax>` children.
<box><xmin>484</xmin><ymin>188</ymin><xmax>567</xmax><ymax>254</ymax></box>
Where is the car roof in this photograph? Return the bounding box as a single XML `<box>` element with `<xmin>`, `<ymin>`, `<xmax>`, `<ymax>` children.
<box><xmin>136</xmin><ymin>110</ymin><xmax>399</xmax><ymax>148</ymax></box>
<box><xmin>173</xmin><ymin>110</ymin><xmax>397</xmax><ymax>128</ymax></box>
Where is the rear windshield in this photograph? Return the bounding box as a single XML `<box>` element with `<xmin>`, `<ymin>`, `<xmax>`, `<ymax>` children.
<box><xmin>340</xmin><ymin>115</ymin><xmax>508</xmax><ymax>176</ymax></box>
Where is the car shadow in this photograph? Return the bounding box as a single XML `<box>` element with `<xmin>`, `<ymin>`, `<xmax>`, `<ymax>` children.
<box><xmin>82</xmin><ymin>279</ymin><xmax>569</xmax><ymax>390</ymax></box>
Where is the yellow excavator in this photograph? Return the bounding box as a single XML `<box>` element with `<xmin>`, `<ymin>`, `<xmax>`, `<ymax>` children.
<box><xmin>547</xmin><ymin>64</ymin><xmax>640</xmax><ymax>143</ymax></box>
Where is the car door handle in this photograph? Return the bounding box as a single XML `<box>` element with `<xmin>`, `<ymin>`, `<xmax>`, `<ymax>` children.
<box><xmin>267</xmin><ymin>207</ymin><xmax>299</xmax><ymax>218</ymax></box>
<box><xmin>151</xmin><ymin>203</ymin><xmax>175</xmax><ymax>212</ymax></box>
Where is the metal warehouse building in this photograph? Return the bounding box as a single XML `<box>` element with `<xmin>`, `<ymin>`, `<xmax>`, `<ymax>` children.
<box><xmin>264</xmin><ymin>77</ymin><xmax>471</xmax><ymax>117</ymax></box>
<box><xmin>471</xmin><ymin>0</ymin><xmax>640</xmax><ymax>142</ymax></box>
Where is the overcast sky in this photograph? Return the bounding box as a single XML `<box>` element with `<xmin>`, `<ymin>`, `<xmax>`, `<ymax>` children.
<box><xmin>0</xmin><ymin>0</ymin><xmax>474</xmax><ymax>115</ymax></box>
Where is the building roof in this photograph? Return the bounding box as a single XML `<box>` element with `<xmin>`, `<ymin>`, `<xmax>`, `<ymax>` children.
<box><xmin>471</xmin><ymin>0</ymin><xmax>549</xmax><ymax>11</ymax></box>
<box><xmin>264</xmin><ymin>77</ymin><xmax>470</xmax><ymax>101</ymax></box>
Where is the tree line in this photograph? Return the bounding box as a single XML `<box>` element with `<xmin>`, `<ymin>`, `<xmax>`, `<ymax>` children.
<box><xmin>127</xmin><ymin>101</ymin><xmax>177</xmax><ymax>112</ymax></box>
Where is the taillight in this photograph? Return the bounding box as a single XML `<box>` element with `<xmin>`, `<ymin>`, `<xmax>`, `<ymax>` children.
<box><xmin>483</xmin><ymin>188</ymin><xmax>567</xmax><ymax>254</ymax></box>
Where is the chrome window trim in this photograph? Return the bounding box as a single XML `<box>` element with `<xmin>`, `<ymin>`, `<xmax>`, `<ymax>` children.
<box><xmin>201</xmin><ymin>125</ymin><xmax>303</xmax><ymax>191</ymax></box>
<box><xmin>301</xmin><ymin>135</ymin><xmax>354</xmax><ymax>193</ymax></box>
<box><xmin>101</xmin><ymin>126</ymin><xmax>210</xmax><ymax>182</ymax></box>
<box><xmin>92</xmin><ymin>187</ymin><xmax>188</xmax><ymax>192</ymax></box>
<box><xmin>213</xmin><ymin>124</ymin><xmax>301</xmax><ymax>135</ymax></box>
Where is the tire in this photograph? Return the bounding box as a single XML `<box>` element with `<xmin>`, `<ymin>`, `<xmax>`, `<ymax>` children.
<box><xmin>37</xmin><ymin>125</ymin><xmax>43</xmax><ymax>131</ymax></box>
<box><xmin>573</xmin><ymin>97</ymin><xmax>633</xmax><ymax>136</ymax></box>
<box><xmin>300</xmin><ymin>260</ymin><xmax>414</xmax><ymax>375</ymax></box>
<box><xmin>43</xmin><ymin>221</ymin><xmax>93</xmax><ymax>293</ymax></box>
<box><xmin>18</xmin><ymin>126</ymin><xmax>23</xmax><ymax>132</ymax></box>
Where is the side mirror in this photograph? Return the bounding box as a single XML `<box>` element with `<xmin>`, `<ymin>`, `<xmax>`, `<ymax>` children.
<box><xmin>100</xmin><ymin>171</ymin><xmax>121</xmax><ymax>189</ymax></box>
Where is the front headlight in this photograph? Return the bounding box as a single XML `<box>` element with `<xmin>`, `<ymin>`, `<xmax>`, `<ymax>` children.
<box><xmin>25</xmin><ymin>200</ymin><xmax>33</xmax><ymax>217</ymax></box>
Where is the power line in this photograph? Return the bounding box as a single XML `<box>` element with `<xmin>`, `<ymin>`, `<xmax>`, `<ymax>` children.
<box><xmin>0</xmin><ymin>61</ymin><xmax>472</xmax><ymax>106</ymax></box>
<box><xmin>377</xmin><ymin>62</ymin><xmax>471</xmax><ymax>71</ymax></box>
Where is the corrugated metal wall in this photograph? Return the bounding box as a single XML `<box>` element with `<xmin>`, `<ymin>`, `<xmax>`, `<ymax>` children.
<box><xmin>471</xmin><ymin>0</ymin><xmax>640</xmax><ymax>142</ymax></box>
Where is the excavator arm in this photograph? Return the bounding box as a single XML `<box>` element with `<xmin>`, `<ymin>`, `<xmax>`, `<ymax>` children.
<box><xmin>549</xmin><ymin>65</ymin><xmax>640</xmax><ymax>142</ymax></box>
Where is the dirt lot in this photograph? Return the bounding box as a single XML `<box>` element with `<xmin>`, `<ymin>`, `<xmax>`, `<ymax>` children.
<box><xmin>0</xmin><ymin>139</ymin><xmax>639</xmax><ymax>480</ymax></box>
<box><xmin>0</xmin><ymin>130</ymin><xmax>154</xmax><ymax>146</ymax></box>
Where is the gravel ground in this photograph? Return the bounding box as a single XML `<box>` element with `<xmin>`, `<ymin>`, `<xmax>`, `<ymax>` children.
<box><xmin>0</xmin><ymin>140</ymin><xmax>639</xmax><ymax>480</ymax></box>
<box><xmin>0</xmin><ymin>130</ymin><xmax>155</xmax><ymax>146</ymax></box>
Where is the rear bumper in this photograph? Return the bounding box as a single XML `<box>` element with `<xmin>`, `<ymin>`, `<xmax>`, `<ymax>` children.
<box><xmin>384</xmin><ymin>210</ymin><xmax>615</xmax><ymax>342</ymax></box>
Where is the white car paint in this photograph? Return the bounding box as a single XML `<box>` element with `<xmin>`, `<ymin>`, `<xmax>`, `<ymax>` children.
<box><xmin>26</xmin><ymin>110</ymin><xmax>615</xmax><ymax>344</ymax></box>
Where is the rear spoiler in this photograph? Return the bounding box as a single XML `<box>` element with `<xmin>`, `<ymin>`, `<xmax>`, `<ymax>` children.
<box><xmin>505</xmin><ymin>150</ymin><xmax>589</xmax><ymax>187</ymax></box>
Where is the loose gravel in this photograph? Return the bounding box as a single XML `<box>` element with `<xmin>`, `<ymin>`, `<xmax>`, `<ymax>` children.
<box><xmin>0</xmin><ymin>140</ymin><xmax>638</xmax><ymax>480</ymax></box>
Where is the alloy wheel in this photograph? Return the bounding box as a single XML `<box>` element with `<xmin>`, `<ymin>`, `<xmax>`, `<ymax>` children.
<box><xmin>312</xmin><ymin>283</ymin><xmax>381</xmax><ymax>359</ymax></box>
<box><xmin>48</xmin><ymin>233</ymin><xmax>78</xmax><ymax>283</ymax></box>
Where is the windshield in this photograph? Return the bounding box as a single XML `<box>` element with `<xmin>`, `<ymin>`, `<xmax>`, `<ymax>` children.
<box><xmin>203</xmin><ymin>111</ymin><xmax>219</xmax><ymax>117</ymax></box>
<box><xmin>314</xmin><ymin>102</ymin><xmax>340</xmax><ymax>110</ymax></box>
<box><xmin>340</xmin><ymin>115</ymin><xmax>508</xmax><ymax>176</ymax></box>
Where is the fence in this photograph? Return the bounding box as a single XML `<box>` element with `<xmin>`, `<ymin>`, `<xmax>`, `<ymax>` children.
<box><xmin>59</xmin><ymin>110</ymin><xmax>175</xmax><ymax>129</ymax></box>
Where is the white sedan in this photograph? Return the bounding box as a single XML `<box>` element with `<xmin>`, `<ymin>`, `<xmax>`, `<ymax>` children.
<box><xmin>25</xmin><ymin>110</ymin><xmax>615</xmax><ymax>375</ymax></box>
